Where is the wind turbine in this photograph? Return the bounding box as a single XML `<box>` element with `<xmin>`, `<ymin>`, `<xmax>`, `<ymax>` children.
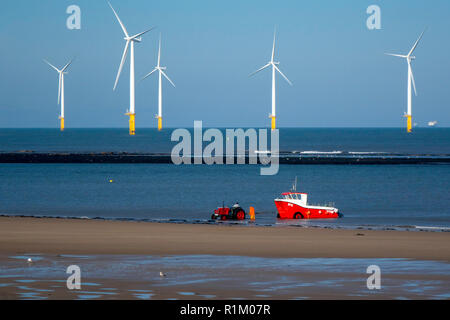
<box><xmin>43</xmin><ymin>58</ymin><xmax>74</xmax><ymax>131</ymax></box>
<box><xmin>385</xmin><ymin>29</ymin><xmax>426</xmax><ymax>133</ymax></box>
<box><xmin>141</xmin><ymin>34</ymin><xmax>175</xmax><ymax>131</ymax></box>
<box><xmin>108</xmin><ymin>1</ymin><xmax>155</xmax><ymax>135</ymax></box>
<box><xmin>250</xmin><ymin>29</ymin><xmax>292</xmax><ymax>130</ymax></box>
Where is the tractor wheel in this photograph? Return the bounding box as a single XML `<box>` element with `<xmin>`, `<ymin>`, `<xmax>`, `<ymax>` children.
<box><xmin>211</xmin><ymin>214</ymin><xmax>216</xmax><ymax>220</ymax></box>
<box><xmin>235</xmin><ymin>210</ymin><xmax>245</xmax><ymax>220</ymax></box>
<box><xmin>294</xmin><ymin>212</ymin><xmax>303</xmax><ymax>219</ymax></box>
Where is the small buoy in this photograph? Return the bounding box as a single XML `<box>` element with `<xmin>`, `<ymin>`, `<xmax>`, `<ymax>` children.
<box><xmin>27</xmin><ymin>258</ymin><xmax>32</xmax><ymax>263</ymax></box>
<box><xmin>109</xmin><ymin>179</ymin><xmax>113</xmax><ymax>183</ymax></box>
<box><xmin>159</xmin><ymin>272</ymin><xmax>166</xmax><ymax>277</ymax></box>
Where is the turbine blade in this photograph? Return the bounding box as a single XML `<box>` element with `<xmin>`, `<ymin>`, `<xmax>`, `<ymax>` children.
<box><xmin>140</xmin><ymin>68</ymin><xmax>157</xmax><ymax>82</ymax></box>
<box><xmin>274</xmin><ymin>65</ymin><xmax>293</xmax><ymax>86</ymax></box>
<box><xmin>43</xmin><ymin>59</ymin><xmax>60</xmax><ymax>72</ymax></box>
<box><xmin>157</xmin><ymin>34</ymin><xmax>161</xmax><ymax>67</ymax></box>
<box><xmin>271</xmin><ymin>28</ymin><xmax>276</xmax><ymax>62</ymax></box>
<box><xmin>161</xmin><ymin>70</ymin><xmax>175</xmax><ymax>87</ymax></box>
<box><xmin>113</xmin><ymin>40</ymin><xmax>130</xmax><ymax>90</ymax></box>
<box><xmin>130</xmin><ymin>27</ymin><xmax>156</xmax><ymax>40</ymax></box>
<box><xmin>61</xmin><ymin>57</ymin><xmax>75</xmax><ymax>72</ymax></box>
<box><xmin>409</xmin><ymin>62</ymin><xmax>417</xmax><ymax>96</ymax></box>
<box><xmin>408</xmin><ymin>28</ymin><xmax>427</xmax><ymax>57</ymax></box>
<box><xmin>108</xmin><ymin>1</ymin><xmax>129</xmax><ymax>37</ymax></box>
<box><xmin>384</xmin><ymin>53</ymin><xmax>407</xmax><ymax>58</ymax></box>
<box><xmin>249</xmin><ymin>63</ymin><xmax>271</xmax><ymax>77</ymax></box>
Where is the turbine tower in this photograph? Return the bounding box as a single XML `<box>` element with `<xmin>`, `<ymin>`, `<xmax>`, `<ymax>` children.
<box><xmin>385</xmin><ymin>29</ymin><xmax>426</xmax><ymax>133</ymax></box>
<box><xmin>43</xmin><ymin>58</ymin><xmax>74</xmax><ymax>131</ymax></box>
<box><xmin>108</xmin><ymin>1</ymin><xmax>155</xmax><ymax>135</ymax></box>
<box><xmin>141</xmin><ymin>34</ymin><xmax>175</xmax><ymax>131</ymax></box>
<box><xmin>250</xmin><ymin>29</ymin><xmax>292</xmax><ymax>130</ymax></box>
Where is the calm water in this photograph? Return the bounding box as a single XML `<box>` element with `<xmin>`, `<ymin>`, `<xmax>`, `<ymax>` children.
<box><xmin>0</xmin><ymin>163</ymin><xmax>449</xmax><ymax>229</ymax></box>
<box><xmin>0</xmin><ymin>128</ymin><xmax>449</xmax><ymax>229</ymax></box>
<box><xmin>0</xmin><ymin>128</ymin><xmax>449</xmax><ymax>154</ymax></box>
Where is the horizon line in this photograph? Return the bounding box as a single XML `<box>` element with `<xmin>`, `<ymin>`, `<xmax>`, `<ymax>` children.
<box><xmin>0</xmin><ymin>126</ymin><xmax>448</xmax><ymax>129</ymax></box>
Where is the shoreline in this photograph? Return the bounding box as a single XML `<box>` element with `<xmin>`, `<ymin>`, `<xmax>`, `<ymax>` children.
<box><xmin>1</xmin><ymin>216</ymin><xmax>449</xmax><ymax>261</ymax></box>
<box><xmin>1</xmin><ymin>214</ymin><xmax>449</xmax><ymax>233</ymax></box>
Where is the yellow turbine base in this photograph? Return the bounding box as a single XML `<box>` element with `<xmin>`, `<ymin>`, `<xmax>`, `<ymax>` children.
<box><xmin>271</xmin><ymin>116</ymin><xmax>276</xmax><ymax>131</ymax></box>
<box><xmin>129</xmin><ymin>113</ymin><xmax>135</xmax><ymax>136</ymax></box>
<box><xmin>60</xmin><ymin>117</ymin><xmax>64</xmax><ymax>131</ymax></box>
<box><xmin>158</xmin><ymin>117</ymin><xmax>162</xmax><ymax>131</ymax></box>
<box><xmin>406</xmin><ymin>115</ymin><xmax>412</xmax><ymax>133</ymax></box>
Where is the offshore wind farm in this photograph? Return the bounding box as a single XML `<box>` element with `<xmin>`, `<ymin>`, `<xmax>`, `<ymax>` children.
<box><xmin>0</xmin><ymin>0</ymin><xmax>449</xmax><ymax>304</ymax></box>
<box><xmin>35</xmin><ymin>15</ymin><xmax>431</xmax><ymax>134</ymax></box>
<box><xmin>31</xmin><ymin>4</ymin><xmax>436</xmax><ymax>133</ymax></box>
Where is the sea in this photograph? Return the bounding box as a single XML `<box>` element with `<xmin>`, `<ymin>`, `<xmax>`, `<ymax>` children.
<box><xmin>0</xmin><ymin>128</ymin><xmax>449</xmax><ymax>231</ymax></box>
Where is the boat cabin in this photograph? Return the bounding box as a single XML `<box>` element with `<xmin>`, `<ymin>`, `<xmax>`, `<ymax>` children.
<box><xmin>280</xmin><ymin>192</ymin><xmax>308</xmax><ymax>205</ymax></box>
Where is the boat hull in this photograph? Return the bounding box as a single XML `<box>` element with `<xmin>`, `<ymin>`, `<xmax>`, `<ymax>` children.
<box><xmin>274</xmin><ymin>200</ymin><xmax>340</xmax><ymax>219</ymax></box>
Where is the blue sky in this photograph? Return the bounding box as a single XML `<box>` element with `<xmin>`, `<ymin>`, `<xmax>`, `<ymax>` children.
<box><xmin>0</xmin><ymin>0</ymin><xmax>449</xmax><ymax>128</ymax></box>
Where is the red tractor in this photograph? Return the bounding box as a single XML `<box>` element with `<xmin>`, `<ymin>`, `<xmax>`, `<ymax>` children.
<box><xmin>211</xmin><ymin>203</ymin><xmax>246</xmax><ymax>221</ymax></box>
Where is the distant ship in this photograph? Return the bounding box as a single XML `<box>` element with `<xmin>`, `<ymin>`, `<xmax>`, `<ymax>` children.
<box><xmin>428</xmin><ymin>121</ymin><xmax>438</xmax><ymax>127</ymax></box>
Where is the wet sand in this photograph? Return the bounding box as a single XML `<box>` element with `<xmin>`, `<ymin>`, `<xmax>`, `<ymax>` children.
<box><xmin>0</xmin><ymin>217</ymin><xmax>449</xmax><ymax>261</ymax></box>
<box><xmin>1</xmin><ymin>253</ymin><xmax>449</xmax><ymax>300</ymax></box>
<box><xmin>1</xmin><ymin>217</ymin><xmax>449</xmax><ymax>300</ymax></box>
<box><xmin>2</xmin><ymin>272</ymin><xmax>449</xmax><ymax>300</ymax></box>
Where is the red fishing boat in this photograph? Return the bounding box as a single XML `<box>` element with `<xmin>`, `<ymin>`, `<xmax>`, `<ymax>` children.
<box><xmin>274</xmin><ymin>178</ymin><xmax>341</xmax><ymax>219</ymax></box>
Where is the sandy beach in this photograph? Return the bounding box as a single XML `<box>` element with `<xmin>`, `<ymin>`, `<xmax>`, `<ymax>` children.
<box><xmin>1</xmin><ymin>217</ymin><xmax>449</xmax><ymax>300</ymax></box>
<box><xmin>0</xmin><ymin>217</ymin><xmax>449</xmax><ymax>260</ymax></box>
